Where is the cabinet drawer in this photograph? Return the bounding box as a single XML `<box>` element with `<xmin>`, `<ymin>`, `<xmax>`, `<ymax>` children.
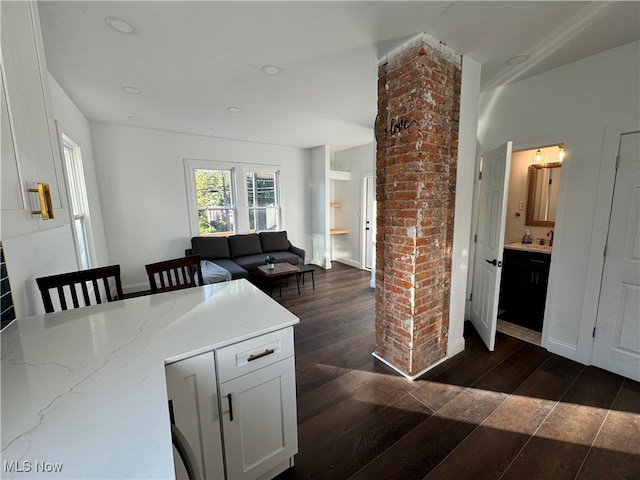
<box><xmin>503</xmin><ymin>248</ymin><xmax>551</xmax><ymax>268</ymax></box>
<box><xmin>217</xmin><ymin>327</ymin><xmax>294</xmax><ymax>383</ymax></box>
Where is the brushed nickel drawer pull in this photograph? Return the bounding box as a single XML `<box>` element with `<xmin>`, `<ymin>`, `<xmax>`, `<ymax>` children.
<box><xmin>247</xmin><ymin>348</ymin><xmax>275</xmax><ymax>362</ymax></box>
<box><xmin>530</xmin><ymin>259</ymin><xmax>545</xmax><ymax>264</ymax></box>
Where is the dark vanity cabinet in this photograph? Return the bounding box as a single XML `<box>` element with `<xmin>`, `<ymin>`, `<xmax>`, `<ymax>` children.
<box><xmin>499</xmin><ymin>248</ymin><xmax>551</xmax><ymax>332</ymax></box>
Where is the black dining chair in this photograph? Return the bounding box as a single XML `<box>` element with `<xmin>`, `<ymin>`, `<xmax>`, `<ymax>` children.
<box><xmin>145</xmin><ymin>255</ymin><xmax>203</xmax><ymax>294</ymax></box>
<box><xmin>36</xmin><ymin>265</ymin><xmax>124</xmax><ymax>313</ymax></box>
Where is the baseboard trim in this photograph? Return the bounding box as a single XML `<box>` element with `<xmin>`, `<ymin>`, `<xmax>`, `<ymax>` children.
<box><xmin>332</xmin><ymin>258</ymin><xmax>361</xmax><ymax>269</ymax></box>
<box><xmin>371</xmin><ymin>352</ymin><xmax>449</xmax><ymax>381</ymax></box>
<box><xmin>447</xmin><ymin>336</ymin><xmax>466</xmax><ymax>358</ymax></box>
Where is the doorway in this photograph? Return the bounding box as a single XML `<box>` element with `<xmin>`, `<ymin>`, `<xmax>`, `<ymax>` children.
<box><xmin>362</xmin><ymin>175</ymin><xmax>376</xmax><ymax>271</ymax></box>
<box><xmin>497</xmin><ymin>145</ymin><xmax>563</xmax><ymax>345</ymax></box>
<box><xmin>468</xmin><ymin>142</ymin><xmax>565</xmax><ymax>350</ymax></box>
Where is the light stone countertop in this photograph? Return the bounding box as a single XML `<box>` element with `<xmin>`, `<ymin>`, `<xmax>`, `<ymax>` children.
<box><xmin>504</xmin><ymin>241</ymin><xmax>553</xmax><ymax>254</ymax></box>
<box><xmin>1</xmin><ymin>279</ymin><xmax>299</xmax><ymax>479</ymax></box>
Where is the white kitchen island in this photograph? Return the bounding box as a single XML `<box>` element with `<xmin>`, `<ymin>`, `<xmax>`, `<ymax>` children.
<box><xmin>1</xmin><ymin>279</ymin><xmax>299</xmax><ymax>479</ymax></box>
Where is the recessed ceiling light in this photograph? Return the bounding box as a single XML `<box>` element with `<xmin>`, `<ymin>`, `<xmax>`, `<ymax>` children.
<box><xmin>121</xmin><ymin>86</ymin><xmax>142</xmax><ymax>95</ymax></box>
<box><xmin>261</xmin><ymin>65</ymin><xmax>282</xmax><ymax>76</ymax></box>
<box><xmin>227</xmin><ymin>107</ymin><xmax>241</xmax><ymax>113</ymax></box>
<box><xmin>105</xmin><ymin>17</ymin><xmax>137</xmax><ymax>35</ymax></box>
<box><xmin>506</xmin><ymin>54</ymin><xmax>530</xmax><ymax>66</ymax></box>
<box><xmin>128</xmin><ymin>115</ymin><xmax>143</xmax><ymax>121</ymax></box>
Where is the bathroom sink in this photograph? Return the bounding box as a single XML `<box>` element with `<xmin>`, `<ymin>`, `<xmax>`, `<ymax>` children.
<box><xmin>504</xmin><ymin>242</ymin><xmax>552</xmax><ymax>254</ymax></box>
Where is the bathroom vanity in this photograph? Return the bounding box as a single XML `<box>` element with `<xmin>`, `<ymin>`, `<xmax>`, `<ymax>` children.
<box><xmin>499</xmin><ymin>242</ymin><xmax>552</xmax><ymax>332</ymax></box>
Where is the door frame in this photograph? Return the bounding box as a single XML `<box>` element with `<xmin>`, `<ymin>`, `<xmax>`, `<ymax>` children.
<box><xmin>361</xmin><ymin>173</ymin><xmax>375</xmax><ymax>271</ymax></box>
<box><xmin>466</xmin><ymin>137</ymin><xmax>569</xmax><ymax>349</ymax></box>
<box><xmin>590</xmin><ymin>130</ymin><xmax>640</xmax><ymax>380</ymax></box>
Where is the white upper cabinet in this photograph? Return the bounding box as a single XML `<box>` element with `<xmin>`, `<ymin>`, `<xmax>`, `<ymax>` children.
<box><xmin>1</xmin><ymin>0</ymin><xmax>68</xmax><ymax>237</ymax></box>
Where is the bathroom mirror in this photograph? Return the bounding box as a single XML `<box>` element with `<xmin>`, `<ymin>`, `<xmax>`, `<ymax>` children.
<box><xmin>526</xmin><ymin>162</ymin><xmax>562</xmax><ymax>226</ymax></box>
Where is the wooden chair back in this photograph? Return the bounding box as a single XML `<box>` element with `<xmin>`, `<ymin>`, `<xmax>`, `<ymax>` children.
<box><xmin>36</xmin><ymin>265</ymin><xmax>124</xmax><ymax>313</ymax></box>
<box><xmin>145</xmin><ymin>255</ymin><xmax>203</xmax><ymax>294</ymax></box>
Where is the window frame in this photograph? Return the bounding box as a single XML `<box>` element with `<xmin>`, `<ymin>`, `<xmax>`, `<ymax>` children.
<box><xmin>244</xmin><ymin>168</ymin><xmax>282</xmax><ymax>233</ymax></box>
<box><xmin>185</xmin><ymin>159</ymin><xmax>238</xmax><ymax>237</ymax></box>
<box><xmin>60</xmin><ymin>132</ymin><xmax>94</xmax><ymax>270</ymax></box>
<box><xmin>195</xmin><ymin>167</ymin><xmax>237</xmax><ymax>237</ymax></box>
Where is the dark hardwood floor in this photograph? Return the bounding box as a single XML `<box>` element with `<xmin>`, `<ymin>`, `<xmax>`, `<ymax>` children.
<box><xmin>271</xmin><ymin>262</ymin><xmax>640</xmax><ymax>480</ymax></box>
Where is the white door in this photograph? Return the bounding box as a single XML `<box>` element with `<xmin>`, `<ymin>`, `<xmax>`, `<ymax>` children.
<box><xmin>469</xmin><ymin>142</ymin><xmax>513</xmax><ymax>350</ymax></box>
<box><xmin>592</xmin><ymin>131</ymin><xmax>640</xmax><ymax>381</ymax></box>
<box><xmin>363</xmin><ymin>175</ymin><xmax>376</xmax><ymax>270</ymax></box>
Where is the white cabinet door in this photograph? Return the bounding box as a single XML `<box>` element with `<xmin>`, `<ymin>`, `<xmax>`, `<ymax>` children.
<box><xmin>220</xmin><ymin>357</ymin><xmax>298</xmax><ymax>480</ymax></box>
<box><xmin>1</xmin><ymin>71</ymin><xmax>23</xmax><ymax>214</ymax></box>
<box><xmin>1</xmin><ymin>0</ymin><xmax>68</xmax><ymax>236</ymax></box>
<box><xmin>165</xmin><ymin>352</ymin><xmax>225</xmax><ymax>480</ymax></box>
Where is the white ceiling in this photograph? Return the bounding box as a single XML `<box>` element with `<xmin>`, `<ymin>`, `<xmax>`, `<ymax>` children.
<box><xmin>38</xmin><ymin>1</ymin><xmax>640</xmax><ymax>151</ymax></box>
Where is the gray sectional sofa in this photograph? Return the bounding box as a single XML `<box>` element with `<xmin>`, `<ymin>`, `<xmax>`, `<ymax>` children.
<box><xmin>187</xmin><ymin>231</ymin><xmax>305</xmax><ymax>280</ymax></box>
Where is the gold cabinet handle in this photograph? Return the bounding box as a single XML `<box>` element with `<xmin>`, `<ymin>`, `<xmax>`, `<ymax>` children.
<box><xmin>29</xmin><ymin>182</ymin><xmax>54</xmax><ymax>220</ymax></box>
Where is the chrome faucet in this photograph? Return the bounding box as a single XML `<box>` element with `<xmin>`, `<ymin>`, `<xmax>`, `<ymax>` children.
<box><xmin>547</xmin><ymin>230</ymin><xmax>554</xmax><ymax>247</ymax></box>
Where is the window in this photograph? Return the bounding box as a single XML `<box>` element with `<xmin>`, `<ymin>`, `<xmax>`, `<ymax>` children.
<box><xmin>61</xmin><ymin>134</ymin><xmax>92</xmax><ymax>270</ymax></box>
<box><xmin>246</xmin><ymin>171</ymin><xmax>280</xmax><ymax>232</ymax></box>
<box><xmin>194</xmin><ymin>168</ymin><xmax>236</xmax><ymax>236</ymax></box>
<box><xmin>185</xmin><ymin>159</ymin><xmax>283</xmax><ymax>237</ymax></box>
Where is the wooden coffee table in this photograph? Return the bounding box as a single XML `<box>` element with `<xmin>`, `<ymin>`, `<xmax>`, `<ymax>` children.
<box><xmin>257</xmin><ymin>262</ymin><xmax>301</xmax><ymax>297</ymax></box>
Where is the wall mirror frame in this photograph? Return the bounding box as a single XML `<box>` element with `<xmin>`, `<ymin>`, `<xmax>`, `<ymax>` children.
<box><xmin>526</xmin><ymin>161</ymin><xmax>562</xmax><ymax>227</ymax></box>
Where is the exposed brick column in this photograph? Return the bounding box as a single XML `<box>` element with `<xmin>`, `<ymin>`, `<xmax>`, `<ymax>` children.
<box><xmin>375</xmin><ymin>34</ymin><xmax>461</xmax><ymax>377</ymax></box>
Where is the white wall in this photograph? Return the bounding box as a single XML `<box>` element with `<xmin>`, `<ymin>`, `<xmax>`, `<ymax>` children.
<box><xmin>90</xmin><ymin>124</ymin><xmax>310</xmax><ymax>292</ymax></box>
<box><xmin>448</xmin><ymin>56</ymin><xmax>482</xmax><ymax>358</ymax></box>
<box><xmin>331</xmin><ymin>143</ymin><xmax>375</xmax><ymax>268</ymax></box>
<box><xmin>309</xmin><ymin>145</ymin><xmax>330</xmax><ymax>268</ymax></box>
<box><xmin>476</xmin><ymin>40</ymin><xmax>640</xmax><ymax>362</ymax></box>
<box><xmin>48</xmin><ymin>73</ymin><xmax>109</xmax><ymax>268</ymax></box>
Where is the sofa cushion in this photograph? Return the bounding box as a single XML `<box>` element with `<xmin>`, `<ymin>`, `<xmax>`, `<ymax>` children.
<box><xmin>191</xmin><ymin>237</ymin><xmax>231</xmax><ymax>260</ymax></box>
<box><xmin>210</xmin><ymin>259</ymin><xmax>249</xmax><ymax>280</ymax></box>
<box><xmin>259</xmin><ymin>231</ymin><xmax>290</xmax><ymax>253</ymax></box>
<box><xmin>234</xmin><ymin>254</ymin><xmax>271</xmax><ymax>272</ymax></box>
<box><xmin>228</xmin><ymin>234</ymin><xmax>262</xmax><ymax>258</ymax></box>
<box><xmin>267</xmin><ymin>251</ymin><xmax>302</xmax><ymax>265</ymax></box>
<box><xmin>235</xmin><ymin>251</ymin><xmax>302</xmax><ymax>272</ymax></box>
